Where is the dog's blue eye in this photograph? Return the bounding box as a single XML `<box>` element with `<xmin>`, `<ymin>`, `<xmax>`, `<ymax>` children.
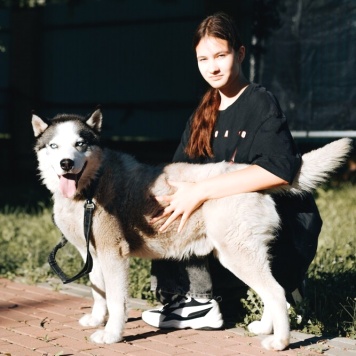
<box><xmin>76</xmin><ymin>141</ymin><xmax>87</xmax><ymax>147</ymax></box>
<box><xmin>49</xmin><ymin>143</ymin><xmax>58</xmax><ymax>149</ymax></box>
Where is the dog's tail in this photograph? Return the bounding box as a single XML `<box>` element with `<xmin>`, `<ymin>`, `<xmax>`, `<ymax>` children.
<box><xmin>270</xmin><ymin>138</ymin><xmax>353</xmax><ymax>196</ymax></box>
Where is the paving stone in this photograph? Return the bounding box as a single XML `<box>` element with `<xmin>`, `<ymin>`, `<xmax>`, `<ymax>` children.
<box><xmin>0</xmin><ymin>278</ymin><xmax>354</xmax><ymax>356</ymax></box>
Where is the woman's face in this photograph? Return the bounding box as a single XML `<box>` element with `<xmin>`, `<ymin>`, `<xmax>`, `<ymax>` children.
<box><xmin>196</xmin><ymin>36</ymin><xmax>244</xmax><ymax>93</ymax></box>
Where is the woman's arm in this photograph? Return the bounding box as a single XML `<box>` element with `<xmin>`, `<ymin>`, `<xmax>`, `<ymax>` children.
<box><xmin>153</xmin><ymin>164</ymin><xmax>288</xmax><ymax>233</ymax></box>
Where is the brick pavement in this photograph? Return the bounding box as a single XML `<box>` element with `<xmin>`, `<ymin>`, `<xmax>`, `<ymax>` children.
<box><xmin>0</xmin><ymin>278</ymin><xmax>355</xmax><ymax>356</ymax></box>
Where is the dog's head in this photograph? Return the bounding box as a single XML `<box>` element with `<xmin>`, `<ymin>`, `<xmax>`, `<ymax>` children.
<box><xmin>32</xmin><ymin>109</ymin><xmax>103</xmax><ymax>198</ymax></box>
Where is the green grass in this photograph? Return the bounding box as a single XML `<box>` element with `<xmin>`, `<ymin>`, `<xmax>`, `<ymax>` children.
<box><xmin>0</xmin><ymin>203</ymin><xmax>84</xmax><ymax>284</ymax></box>
<box><xmin>305</xmin><ymin>184</ymin><xmax>356</xmax><ymax>337</ymax></box>
<box><xmin>0</xmin><ymin>183</ymin><xmax>355</xmax><ymax>338</ymax></box>
<box><xmin>240</xmin><ymin>183</ymin><xmax>356</xmax><ymax>338</ymax></box>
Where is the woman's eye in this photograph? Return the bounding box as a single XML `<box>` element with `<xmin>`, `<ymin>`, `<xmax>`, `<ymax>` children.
<box><xmin>49</xmin><ymin>143</ymin><xmax>58</xmax><ymax>149</ymax></box>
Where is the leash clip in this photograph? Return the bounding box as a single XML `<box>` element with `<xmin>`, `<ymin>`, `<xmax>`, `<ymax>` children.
<box><xmin>85</xmin><ymin>200</ymin><xmax>95</xmax><ymax>210</ymax></box>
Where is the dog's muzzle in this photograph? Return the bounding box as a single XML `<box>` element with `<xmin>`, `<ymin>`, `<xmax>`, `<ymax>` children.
<box><xmin>59</xmin><ymin>161</ymin><xmax>87</xmax><ymax>198</ymax></box>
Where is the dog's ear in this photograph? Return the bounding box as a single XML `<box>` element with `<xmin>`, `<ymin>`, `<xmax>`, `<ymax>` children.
<box><xmin>32</xmin><ymin>114</ymin><xmax>48</xmax><ymax>137</ymax></box>
<box><xmin>86</xmin><ymin>109</ymin><xmax>103</xmax><ymax>133</ymax></box>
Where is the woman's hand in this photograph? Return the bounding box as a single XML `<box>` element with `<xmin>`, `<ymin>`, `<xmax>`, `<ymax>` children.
<box><xmin>151</xmin><ymin>181</ymin><xmax>206</xmax><ymax>233</ymax></box>
<box><xmin>150</xmin><ymin>165</ymin><xmax>288</xmax><ymax>234</ymax></box>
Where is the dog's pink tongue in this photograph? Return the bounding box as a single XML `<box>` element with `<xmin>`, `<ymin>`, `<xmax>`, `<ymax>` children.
<box><xmin>59</xmin><ymin>175</ymin><xmax>77</xmax><ymax>198</ymax></box>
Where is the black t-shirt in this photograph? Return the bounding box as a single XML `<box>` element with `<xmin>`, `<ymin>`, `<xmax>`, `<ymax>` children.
<box><xmin>173</xmin><ymin>83</ymin><xmax>300</xmax><ymax>184</ymax></box>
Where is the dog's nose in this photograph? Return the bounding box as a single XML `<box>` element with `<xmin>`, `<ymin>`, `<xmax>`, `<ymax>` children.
<box><xmin>60</xmin><ymin>159</ymin><xmax>74</xmax><ymax>172</ymax></box>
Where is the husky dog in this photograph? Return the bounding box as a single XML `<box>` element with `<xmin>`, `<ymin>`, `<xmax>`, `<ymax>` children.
<box><xmin>32</xmin><ymin>109</ymin><xmax>352</xmax><ymax>351</ymax></box>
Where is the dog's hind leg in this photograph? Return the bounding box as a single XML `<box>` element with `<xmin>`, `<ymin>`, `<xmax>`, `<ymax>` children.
<box><xmin>79</xmin><ymin>256</ymin><xmax>107</xmax><ymax>328</ymax></box>
<box><xmin>215</xmin><ymin>243</ymin><xmax>290</xmax><ymax>351</ymax></box>
<box><xmin>89</xmin><ymin>252</ymin><xmax>130</xmax><ymax>344</ymax></box>
<box><xmin>249</xmin><ymin>304</ymin><xmax>273</xmax><ymax>335</ymax></box>
<box><xmin>250</xmin><ymin>279</ymin><xmax>289</xmax><ymax>351</ymax></box>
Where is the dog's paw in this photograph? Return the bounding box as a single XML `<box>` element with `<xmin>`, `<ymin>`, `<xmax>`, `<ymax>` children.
<box><xmin>261</xmin><ymin>335</ymin><xmax>289</xmax><ymax>351</ymax></box>
<box><xmin>79</xmin><ymin>313</ymin><xmax>104</xmax><ymax>327</ymax></box>
<box><xmin>90</xmin><ymin>329</ymin><xmax>122</xmax><ymax>344</ymax></box>
<box><xmin>248</xmin><ymin>320</ymin><xmax>273</xmax><ymax>335</ymax></box>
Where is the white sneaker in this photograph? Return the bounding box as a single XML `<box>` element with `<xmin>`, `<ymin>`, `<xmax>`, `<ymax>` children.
<box><xmin>141</xmin><ymin>296</ymin><xmax>224</xmax><ymax>330</ymax></box>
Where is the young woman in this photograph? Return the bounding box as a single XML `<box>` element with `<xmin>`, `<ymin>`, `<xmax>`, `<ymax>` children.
<box><xmin>142</xmin><ymin>12</ymin><xmax>322</xmax><ymax>329</ymax></box>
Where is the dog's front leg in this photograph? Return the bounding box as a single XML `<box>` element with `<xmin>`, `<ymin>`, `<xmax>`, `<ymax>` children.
<box><xmin>90</xmin><ymin>252</ymin><xmax>129</xmax><ymax>344</ymax></box>
<box><xmin>79</xmin><ymin>257</ymin><xmax>107</xmax><ymax>328</ymax></box>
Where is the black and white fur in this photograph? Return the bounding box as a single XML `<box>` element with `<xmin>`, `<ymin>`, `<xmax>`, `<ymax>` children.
<box><xmin>32</xmin><ymin>109</ymin><xmax>352</xmax><ymax>351</ymax></box>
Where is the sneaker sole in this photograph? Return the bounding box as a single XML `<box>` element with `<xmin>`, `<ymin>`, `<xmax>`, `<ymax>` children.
<box><xmin>158</xmin><ymin>318</ymin><xmax>224</xmax><ymax>330</ymax></box>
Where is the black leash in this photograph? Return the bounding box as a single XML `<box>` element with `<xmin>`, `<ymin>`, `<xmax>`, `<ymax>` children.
<box><xmin>48</xmin><ymin>199</ymin><xmax>95</xmax><ymax>284</ymax></box>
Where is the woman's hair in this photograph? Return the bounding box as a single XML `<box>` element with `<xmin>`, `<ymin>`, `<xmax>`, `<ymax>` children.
<box><xmin>185</xmin><ymin>12</ymin><xmax>243</xmax><ymax>158</ymax></box>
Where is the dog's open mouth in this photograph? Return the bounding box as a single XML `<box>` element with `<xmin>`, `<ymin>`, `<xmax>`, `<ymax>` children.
<box><xmin>59</xmin><ymin>162</ymin><xmax>87</xmax><ymax>198</ymax></box>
